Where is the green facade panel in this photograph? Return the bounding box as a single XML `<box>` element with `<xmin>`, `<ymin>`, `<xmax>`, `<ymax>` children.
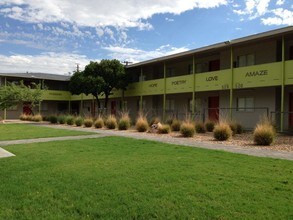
<box><xmin>285</xmin><ymin>60</ymin><xmax>293</xmax><ymax>85</ymax></box>
<box><xmin>166</xmin><ymin>75</ymin><xmax>193</xmax><ymax>94</ymax></box>
<box><xmin>195</xmin><ymin>69</ymin><xmax>231</xmax><ymax>92</ymax></box>
<box><xmin>142</xmin><ymin>79</ymin><xmax>164</xmax><ymax>95</ymax></box>
<box><xmin>124</xmin><ymin>82</ymin><xmax>142</xmax><ymax>97</ymax></box>
<box><xmin>233</xmin><ymin>62</ymin><xmax>282</xmax><ymax>89</ymax></box>
<box><xmin>42</xmin><ymin>90</ymin><xmax>71</xmax><ymax>101</ymax></box>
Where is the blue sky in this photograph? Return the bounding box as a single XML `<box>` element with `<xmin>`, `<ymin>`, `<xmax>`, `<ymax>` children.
<box><xmin>0</xmin><ymin>0</ymin><xmax>292</xmax><ymax>74</ymax></box>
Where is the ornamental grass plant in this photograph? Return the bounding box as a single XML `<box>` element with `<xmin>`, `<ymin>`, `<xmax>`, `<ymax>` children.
<box><xmin>205</xmin><ymin>120</ymin><xmax>215</xmax><ymax>132</ymax></box>
<box><xmin>195</xmin><ymin>122</ymin><xmax>206</xmax><ymax>133</ymax></box>
<box><xmin>158</xmin><ymin>124</ymin><xmax>171</xmax><ymax>134</ymax></box>
<box><xmin>253</xmin><ymin>116</ymin><xmax>276</xmax><ymax>146</ymax></box>
<box><xmin>118</xmin><ymin>113</ymin><xmax>131</xmax><ymax>130</ymax></box>
<box><xmin>180</xmin><ymin>121</ymin><xmax>195</xmax><ymax>137</ymax></box>
<box><xmin>83</xmin><ymin>118</ymin><xmax>93</xmax><ymax>128</ymax></box>
<box><xmin>171</xmin><ymin>119</ymin><xmax>181</xmax><ymax>131</ymax></box>
<box><xmin>75</xmin><ymin>117</ymin><xmax>84</xmax><ymax>127</ymax></box>
<box><xmin>105</xmin><ymin>115</ymin><xmax>117</xmax><ymax>129</ymax></box>
<box><xmin>136</xmin><ymin>114</ymin><xmax>149</xmax><ymax>132</ymax></box>
<box><xmin>213</xmin><ymin>122</ymin><xmax>233</xmax><ymax>141</ymax></box>
<box><xmin>94</xmin><ymin>117</ymin><xmax>104</xmax><ymax>129</ymax></box>
<box><xmin>57</xmin><ymin>115</ymin><xmax>66</xmax><ymax>124</ymax></box>
<box><xmin>66</xmin><ymin>115</ymin><xmax>75</xmax><ymax>125</ymax></box>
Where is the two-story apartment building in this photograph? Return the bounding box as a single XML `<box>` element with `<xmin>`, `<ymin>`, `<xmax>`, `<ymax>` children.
<box><xmin>1</xmin><ymin>26</ymin><xmax>293</xmax><ymax>131</ymax></box>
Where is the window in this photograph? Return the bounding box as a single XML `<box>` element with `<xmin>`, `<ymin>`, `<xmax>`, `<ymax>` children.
<box><xmin>237</xmin><ymin>97</ymin><xmax>254</xmax><ymax>112</ymax></box>
<box><xmin>8</xmin><ymin>105</ymin><xmax>18</xmax><ymax>111</ymax></box>
<box><xmin>188</xmin><ymin>98</ymin><xmax>202</xmax><ymax>112</ymax></box>
<box><xmin>166</xmin><ymin>99</ymin><xmax>175</xmax><ymax>111</ymax></box>
<box><xmin>237</xmin><ymin>54</ymin><xmax>255</xmax><ymax>67</ymax></box>
<box><xmin>41</xmin><ymin>102</ymin><xmax>48</xmax><ymax>111</ymax></box>
<box><xmin>167</xmin><ymin>68</ymin><xmax>175</xmax><ymax>77</ymax></box>
<box><xmin>188</xmin><ymin>64</ymin><xmax>193</xmax><ymax>74</ymax></box>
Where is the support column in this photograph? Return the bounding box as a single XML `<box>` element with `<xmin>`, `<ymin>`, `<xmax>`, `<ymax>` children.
<box><xmin>80</xmin><ymin>94</ymin><xmax>84</xmax><ymax>116</ymax></box>
<box><xmin>68</xmin><ymin>100</ymin><xmax>71</xmax><ymax>115</ymax></box>
<box><xmin>229</xmin><ymin>47</ymin><xmax>234</xmax><ymax>120</ymax></box>
<box><xmin>139</xmin><ymin>67</ymin><xmax>143</xmax><ymax>112</ymax></box>
<box><xmin>163</xmin><ymin>62</ymin><xmax>166</xmax><ymax>121</ymax></box>
<box><xmin>281</xmin><ymin>36</ymin><xmax>285</xmax><ymax>132</ymax></box>
<box><xmin>192</xmin><ymin>55</ymin><xmax>196</xmax><ymax>119</ymax></box>
<box><xmin>4</xmin><ymin>77</ymin><xmax>7</xmax><ymax>120</ymax></box>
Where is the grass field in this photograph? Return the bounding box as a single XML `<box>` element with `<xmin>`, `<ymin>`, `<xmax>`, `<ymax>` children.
<box><xmin>0</xmin><ymin>137</ymin><xmax>292</xmax><ymax>219</ymax></box>
<box><xmin>0</xmin><ymin>124</ymin><xmax>93</xmax><ymax>141</ymax></box>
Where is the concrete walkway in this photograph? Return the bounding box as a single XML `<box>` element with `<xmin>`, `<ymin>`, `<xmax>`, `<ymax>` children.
<box><xmin>0</xmin><ymin>134</ymin><xmax>108</xmax><ymax>158</ymax></box>
<box><xmin>1</xmin><ymin>123</ymin><xmax>293</xmax><ymax>161</ymax></box>
<box><xmin>38</xmin><ymin>124</ymin><xmax>293</xmax><ymax>161</ymax></box>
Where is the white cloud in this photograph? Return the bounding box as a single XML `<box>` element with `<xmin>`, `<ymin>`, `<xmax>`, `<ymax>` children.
<box><xmin>0</xmin><ymin>52</ymin><xmax>91</xmax><ymax>74</ymax></box>
<box><xmin>262</xmin><ymin>8</ymin><xmax>293</xmax><ymax>25</ymax></box>
<box><xmin>102</xmin><ymin>45</ymin><xmax>189</xmax><ymax>63</ymax></box>
<box><xmin>165</xmin><ymin>17</ymin><xmax>174</xmax><ymax>22</ymax></box>
<box><xmin>233</xmin><ymin>0</ymin><xmax>270</xmax><ymax>18</ymax></box>
<box><xmin>0</xmin><ymin>0</ymin><xmax>228</xmax><ymax>29</ymax></box>
<box><xmin>276</xmin><ymin>0</ymin><xmax>285</xmax><ymax>6</ymax></box>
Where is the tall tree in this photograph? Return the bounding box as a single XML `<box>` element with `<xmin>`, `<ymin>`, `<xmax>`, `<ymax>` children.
<box><xmin>68</xmin><ymin>62</ymin><xmax>104</xmax><ymax>109</ymax></box>
<box><xmin>68</xmin><ymin>59</ymin><xmax>129</xmax><ymax>112</ymax></box>
<box><xmin>0</xmin><ymin>81</ymin><xmax>43</xmax><ymax>113</ymax></box>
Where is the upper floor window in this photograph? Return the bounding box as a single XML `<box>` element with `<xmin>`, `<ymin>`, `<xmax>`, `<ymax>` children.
<box><xmin>188</xmin><ymin>64</ymin><xmax>193</xmax><ymax>74</ymax></box>
<box><xmin>237</xmin><ymin>54</ymin><xmax>255</xmax><ymax>67</ymax></box>
<box><xmin>167</xmin><ymin>68</ymin><xmax>175</xmax><ymax>77</ymax></box>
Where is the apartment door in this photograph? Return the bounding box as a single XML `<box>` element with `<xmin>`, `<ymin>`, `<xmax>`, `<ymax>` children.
<box><xmin>208</xmin><ymin>96</ymin><xmax>219</xmax><ymax>122</ymax></box>
<box><xmin>209</xmin><ymin>60</ymin><xmax>220</xmax><ymax>71</ymax></box>
<box><xmin>289</xmin><ymin>93</ymin><xmax>293</xmax><ymax>128</ymax></box>
<box><xmin>23</xmin><ymin>102</ymin><xmax>32</xmax><ymax>115</ymax></box>
<box><xmin>111</xmin><ymin>101</ymin><xmax>116</xmax><ymax>116</ymax></box>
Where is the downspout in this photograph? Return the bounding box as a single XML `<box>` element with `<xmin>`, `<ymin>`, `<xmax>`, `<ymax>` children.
<box><xmin>163</xmin><ymin>62</ymin><xmax>166</xmax><ymax>121</ymax></box>
<box><xmin>192</xmin><ymin>55</ymin><xmax>196</xmax><ymax>120</ymax></box>
<box><xmin>281</xmin><ymin>36</ymin><xmax>285</xmax><ymax>132</ymax></box>
<box><xmin>229</xmin><ymin>46</ymin><xmax>234</xmax><ymax>120</ymax></box>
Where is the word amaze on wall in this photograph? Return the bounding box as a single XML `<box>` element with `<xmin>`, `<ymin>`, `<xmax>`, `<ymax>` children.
<box><xmin>245</xmin><ymin>70</ymin><xmax>268</xmax><ymax>77</ymax></box>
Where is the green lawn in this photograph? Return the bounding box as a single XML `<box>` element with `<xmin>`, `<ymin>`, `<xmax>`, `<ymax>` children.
<box><xmin>0</xmin><ymin>124</ymin><xmax>93</xmax><ymax>141</ymax></box>
<box><xmin>0</xmin><ymin>137</ymin><xmax>292</xmax><ymax>219</ymax></box>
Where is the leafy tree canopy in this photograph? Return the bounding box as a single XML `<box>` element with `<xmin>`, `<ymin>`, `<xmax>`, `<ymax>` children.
<box><xmin>0</xmin><ymin>81</ymin><xmax>43</xmax><ymax>111</ymax></box>
<box><xmin>68</xmin><ymin>59</ymin><xmax>130</xmax><ymax>110</ymax></box>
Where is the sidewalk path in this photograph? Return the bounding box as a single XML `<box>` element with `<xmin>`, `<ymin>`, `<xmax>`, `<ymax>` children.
<box><xmin>0</xmin><ymin>134</ymin><xmax>107</xmax><ymax>158</ymax></box>
<box><xmin>36</xmin><ymin>124</ymin><xmax>293</xmax><ymax>161</ymax></box>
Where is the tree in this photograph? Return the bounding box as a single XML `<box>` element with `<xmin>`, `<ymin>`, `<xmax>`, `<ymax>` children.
<box><xmin>68</xmin><ymin>59</ymin><xmax>130</xmax><ymax>113</ymax></box>
<box><xmin>0</xmin><ymin>81</ymin><xmax>43</xmax><ymax>113</ymax></box>
<box><xmin>69</xmin><ymin>62</ymin><xmax>104</xmax><ymax>109</ymax></box>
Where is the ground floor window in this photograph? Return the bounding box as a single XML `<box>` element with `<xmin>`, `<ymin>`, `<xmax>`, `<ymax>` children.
<box><xmin>237</xmin><ymin>97</ymin><xmax>254</xmax><ymax>112</ymax></box>
<box><xmin>166</xmin><ymin>99</ymin><xmax>175</xmax><ymax>111</ymax></box>
<box><xmin>188</xmin><ymin>98</ymin><xmax>202</xmax><ymax>112</ymax></box>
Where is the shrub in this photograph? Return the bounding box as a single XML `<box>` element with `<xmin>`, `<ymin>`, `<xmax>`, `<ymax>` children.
<box><xmin>229</xmin><ymin>122</ymin><xmax>243</xmax><ymax>135</ymax></box>
<box><xmin>49</xmin><ymin>115</ymin><xmax>58</xmax><ymax>124</ymax></box>
<box><xmin>32</xmin><ymin>114</ymin><xmax>42</xmax><ymax>122</ymax></box>
<box><xmin>94</xmin><ymin>117</ymin><xmax>104</xmax><ymax>129</ymax></box>
<box><xmin>84</xmin><ymin>118</ymin><xmax>93</xmax><ymax>128</ymax></box>
<box><xmin>105</xmin><ymin>115</ymin><xmax>117</xmax><ymax>129</ymax></box>
<box><xmin>149</xmin><ymin>117</ymin><xmax>160</xmax><ymax>126</ymax></box>
<box><xmin>180</xmin><ymin>122</ymin><xmax>195</xmax><ymax>137</ymax></box>
<box><xmin>136</xmin><ymin>116</ymin><xmax>149</xmax><ymax>132</ymax></box>
<box><xmin>75</xmin><ymin>117</ymin><xmax>84</xmax><ymax>127</ymax></box>
<box><xmin>19</xmin><ymin>114</ymin><xmax>28</xmax><ymax>121</ymax></box>
<box><xmin>158</xmin><ymin>124</ymin><xmax>171</xmax><ymax>134</ymax></box>
<box><xmin>205</xmin><ymin>120</ymin><xmax>215</xmax><ymax>132</ymax></box>
<box><xmin>213</xmin><ymin>122</ymin><xmax>232</xmax><ymax>141</ymax></box>
<box><xmin>195</xmin><ymin>122</ymin><xmax>206</xmax><ymax>133</ymax></box>
<box><xmin>171</xmin><ymin>119</ymin><xmax>181</xmax><ymax>131</ymax></box>
<box><xmin>42</xmin><ymin>116</ymin><xmax>49</xmax><ymax>121</ymax></box>
<box><xmin>66</xmin><ymin>115</ymin><xmax>75</xmax><ymax>125</ymax></box>
<box><xmin>253</xmin><ymin>123</ymin><xmax>276</xmax><ymax>146</ymax></box>
<box><xmin>165</xmin><ymin>117</ymin><xmax>174</xmax><ymax>125</ymax></box>
<box><xmin>118</xmin><ymin>115</ymin><xmax>131</xmax><ymax>130</ymax></box>
<box><xmin>57</xmin><ymin>115</ymin><xmax>66</xmax><ymax>124</ymax></box>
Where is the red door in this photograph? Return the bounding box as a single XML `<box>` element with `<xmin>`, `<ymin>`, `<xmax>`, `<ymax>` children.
<box><xmin>289</xmin><ymin>93</ymin><xmax>293</xmax><ymax>128</ymax></box>
<box><xmin>23</xmin><ymin>102</ymin><xmax>32</xmax><ymax>115</ymax></box>
<box><xmin>208</xmin><ymin>96</ymin><xmax>219</xmax><ymax>122</ymax></box>
<box><xmin>111</xmin><ymin>101</ymin><xmax>116</xmax><ymax>116</ymax></box>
